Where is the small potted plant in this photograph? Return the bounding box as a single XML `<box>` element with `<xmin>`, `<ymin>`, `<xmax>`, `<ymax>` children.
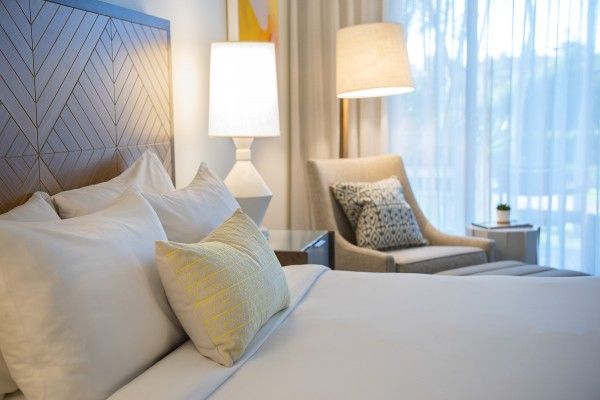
<box><xmin>496</xmin><ymin>203</ymin><xmax>511</xmax><ymax>224</ymax></box>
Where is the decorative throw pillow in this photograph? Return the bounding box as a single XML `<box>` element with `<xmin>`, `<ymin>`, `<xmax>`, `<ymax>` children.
<box><xmin>52</xmin><ymin>150</ymin><xmax>174</xmax><ymax>218</ymax></box>
<box><xmin>142</xmin><ymin>163</ymin><xmax>239</xmax><ymax>243</ymax></box>
<box><xmin>331</xmin><ymin>177</ymin><xmax>427</xmax><ymax>250</ymax></box>
<box><xmin>155</xmin><ymin>209</ymin><xmax>290</xmax><ymax>367</ymax></box>
<box><xmin>0</xmin><ymin>193</ymin><xmax>185</xmax><ymax>400</ymax></box>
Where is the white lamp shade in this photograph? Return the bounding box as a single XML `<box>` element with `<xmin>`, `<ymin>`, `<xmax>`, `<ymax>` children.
<box><xmin>336</xmin><ymin>22</ymin><xmax>414</xmax><ymax>99</ymax></box>
<box><xmin>208</xmin><ymin>42</ymin><xmax>280</xmax><ymax>137</ymax></box>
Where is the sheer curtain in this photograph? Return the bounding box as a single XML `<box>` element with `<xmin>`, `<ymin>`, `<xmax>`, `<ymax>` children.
<box><xmin>388</xmin><ymin>0</ymin><xmax>599</xmax><ymax>275</ymax></box>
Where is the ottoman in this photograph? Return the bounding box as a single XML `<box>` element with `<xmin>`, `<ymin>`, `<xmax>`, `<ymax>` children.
<box><xmin>436</xmin><ymin>260</ymin><xmax>589</xmax><ymax>277</ymax></box>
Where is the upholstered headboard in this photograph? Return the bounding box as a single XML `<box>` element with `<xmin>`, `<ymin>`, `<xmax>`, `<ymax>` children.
<box><xmin>0</xmin><ymin>0</ymin><xmax>174</xmax><ymax>213</ymax></box>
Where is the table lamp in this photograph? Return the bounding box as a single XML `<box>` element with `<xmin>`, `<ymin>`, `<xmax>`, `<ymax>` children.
<box><xmin>336</xmin><ymin>22</ymin><xmax>414</xmax><ymax>157</ymax></box>
<box><xmin>208</xmin><ymin>42</ymin><xmax>280</xmax><ymax>226</ymax></box>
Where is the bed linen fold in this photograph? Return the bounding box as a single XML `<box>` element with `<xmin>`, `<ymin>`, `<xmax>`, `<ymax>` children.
<box><xmin>107</xmin><ymin>264</ymin><xmax>328</xmax><ymax>400</ymax></box>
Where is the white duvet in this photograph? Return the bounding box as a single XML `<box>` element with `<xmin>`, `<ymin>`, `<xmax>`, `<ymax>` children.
<box><xmin>109</xmin><ymin>265</ymin><xmax>600</xmax><ymax>400</ymax></box>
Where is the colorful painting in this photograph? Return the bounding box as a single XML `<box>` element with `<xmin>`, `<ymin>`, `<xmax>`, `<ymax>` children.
<box><xmin>227</xmin><ymin>0</ymin><xmax>279</xmax><ymax>50</ymax></box>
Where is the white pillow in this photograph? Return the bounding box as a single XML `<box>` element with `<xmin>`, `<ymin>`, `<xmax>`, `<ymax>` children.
<box><xmin>0</xmin><ymin>193</ymin><xmax>185</xmax><ymax>400</ymax></box>
<box><xmin>0</xmin><ymin>192</ymin><xmax>58</xmax><ymax>222</ymax></box>
<box><xmin>52</xmin><ymin>150</ymin><xmax>174</xmax><ymax>218</ymax></box>
<box><xmin>142</xmin><ymin>163</ymin><xmax>239</xmax><ymax>243</ymax></box>
<box><xmin>0</xmin><ymin>191</ymin><xmax>59</xmax><ymax>398</ymax></box>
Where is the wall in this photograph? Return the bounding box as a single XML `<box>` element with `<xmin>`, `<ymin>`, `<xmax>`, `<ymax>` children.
<box><xmin>103</xmin><ymin>0</ymin><xmax>289</xmax><ymax>229</ymax></box>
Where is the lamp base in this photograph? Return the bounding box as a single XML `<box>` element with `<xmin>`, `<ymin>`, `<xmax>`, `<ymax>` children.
<box><xmin>236</xmin><ymin>195</ymin><xmax>271</xmax><ymax>228</ymax></box>
<box><xmin>224</xmin><ymin>137</ymin><xmax>272</xmax><ymax>226</ymax></box>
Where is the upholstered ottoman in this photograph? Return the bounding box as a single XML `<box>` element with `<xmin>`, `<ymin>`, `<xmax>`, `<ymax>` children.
<box><xmin>437</xmin><ymin>260</ymin><xmax>589</xmax><ymax>277</ymax></box>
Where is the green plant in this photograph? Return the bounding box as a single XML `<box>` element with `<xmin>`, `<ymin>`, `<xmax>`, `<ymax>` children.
<box><xmin>497</xmin><ymin>203</ymin><xmax>511</xmax><ymax>211</ymax></box>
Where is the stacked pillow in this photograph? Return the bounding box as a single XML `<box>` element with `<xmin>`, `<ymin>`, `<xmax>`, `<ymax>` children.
<box><xmin>332</xmin><ymin>177</ymin><xmax>427</xmax><ymax>250</ymax></box>
<box><xmin>138</xmin><ymin>162</ymin><xmax>285</xmax><ymax>367</ymax></box>
<box><xmin>0</xmin><ymin>151</ymin><xmax>287</xmax><ymax>399</ymax></box>
<box><xmin>0</xmin><ymin>191</ymin><xmax>61</xmax><ymax>399</ymax></box>
<box><xmin>141</xmin><ymin>163</ymin><xmax>240</xmax><ymax>243</ymax></box>
<box><xmin>0</xmin><ymin>192</ymin><xmax>58</xmax><ymax>222</ymax></box>
<box><xmin>52</xmin><ymin>151</ymin><xmax>174</xmax><ymax>218</ymax></box>
<box><xmin>0</xmin><ymin>193</ymin><xmax>186</xmax><ymax>400</ymax></box>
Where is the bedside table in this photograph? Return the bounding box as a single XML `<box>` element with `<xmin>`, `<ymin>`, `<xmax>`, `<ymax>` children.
<box><xmin>268</xmin><ymin>230</ymin><xmax>334</xmax><ymax>269</ymax></box>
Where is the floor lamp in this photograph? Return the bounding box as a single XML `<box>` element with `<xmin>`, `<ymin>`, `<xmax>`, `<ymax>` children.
<box><xmin>336</xmin><ymin>22</ymin><xmax>414</xmax><ymax>158</ymax></box>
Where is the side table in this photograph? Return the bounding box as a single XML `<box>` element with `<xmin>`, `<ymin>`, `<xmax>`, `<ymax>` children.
<box><xmin>466</xmin><ymin>225</ymin><xmax>540</xmax><ymax>264</ymax></box>
<box><xmin>268</xmin><ymin>230</ymin><xmax>335</xmax><ymax>269</ymax></box>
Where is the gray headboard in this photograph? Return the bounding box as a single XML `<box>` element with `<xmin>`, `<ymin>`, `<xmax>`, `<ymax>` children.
<box><xmin>0</xmin><ymin>0</ymin><xmax>174</xmax><ymax>213</ymax></box>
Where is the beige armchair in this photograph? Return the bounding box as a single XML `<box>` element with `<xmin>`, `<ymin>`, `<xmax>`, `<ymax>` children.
<box><xmin>306</xmin><ymin>155</ymin><xmax>495</xmax><ymax>273</ymax></box>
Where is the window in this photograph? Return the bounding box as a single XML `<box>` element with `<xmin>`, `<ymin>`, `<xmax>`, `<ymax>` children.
<box><xmin>388</xmin><ymin>0</ymin><xmax>599</xmax><ymax>274</ymax></box>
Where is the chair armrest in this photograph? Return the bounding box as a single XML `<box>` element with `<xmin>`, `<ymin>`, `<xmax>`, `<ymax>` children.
<box><xmin>424</xmin><ymin>225</ymin><xmax>495</xmax><ymax>262</ymax></box>
<box><xmin>335</xmin><ymin>234</ymin><xmax>395</xmax><ymax>272</ymax></box>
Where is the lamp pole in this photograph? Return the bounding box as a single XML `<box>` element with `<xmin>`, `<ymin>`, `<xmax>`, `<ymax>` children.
<box><xmin>339</xmin><ymin>98</ymin><xmax>349</xmax><ymax>158</ymax></box>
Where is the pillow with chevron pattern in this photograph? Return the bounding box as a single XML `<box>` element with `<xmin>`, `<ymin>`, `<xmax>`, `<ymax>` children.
<box><xmin>331</xmin><ymin>177</ymin><xmax>427</xmax><ymax>250</ymax></box>
<box><xmin>155</xmin><ymin>209</ymin><xmax>290</xmax><ymax>367</ymax></box>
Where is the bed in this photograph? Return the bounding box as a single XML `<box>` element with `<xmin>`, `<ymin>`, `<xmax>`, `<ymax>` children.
<box><xmin>3</xmin><ymin>264</ymin><xmax>600</xmax><ymax>399</ymax></box>
<box><xmin>1</xmin><ymin>2</ymin><xmax>599</xmax><ymax>400</ymax></box>
<box><xmin>106</xmin><ymin>265</ymin><xmax>600</xmax><ymax>400</ymax></box>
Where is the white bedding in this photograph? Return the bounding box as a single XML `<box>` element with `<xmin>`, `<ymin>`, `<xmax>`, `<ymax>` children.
<box><xmin>111</xmin><ymin>266</ymin><xmax>600</xmax><ymax>400</ymax></box>
<box><xmin>108</xmin><ymin>265</ymin><xmax>328</xmax><ymax>400</ymax></box>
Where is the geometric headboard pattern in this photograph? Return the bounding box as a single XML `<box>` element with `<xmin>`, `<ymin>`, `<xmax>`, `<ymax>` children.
<box><xmin>0</xmin><ymin>0</ymin><xmax>173</xmax><ymax>212</ymax></box>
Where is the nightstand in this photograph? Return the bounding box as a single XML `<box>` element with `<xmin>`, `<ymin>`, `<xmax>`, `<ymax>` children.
<box><xmin>268</xmin><ymin>230</ymin><xmax>334</xmax><ymax>269</ymax></box>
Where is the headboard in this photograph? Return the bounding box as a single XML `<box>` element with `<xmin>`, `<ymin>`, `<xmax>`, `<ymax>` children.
<box><xmin>0</xmin><ymin>0</ymin><xmax>174</xmax><ymax>213</ymax></box>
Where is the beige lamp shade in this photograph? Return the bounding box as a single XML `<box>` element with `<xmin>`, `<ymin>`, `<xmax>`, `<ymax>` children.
<box><xmin>208</xmin><ymin>42</ymin><xmax>280</xmax><ymax>137</ymax></box>
<box><xmin>336</xmin><ymin>22</ymin><xmax>414</xmax><ymax>99</ymax></box>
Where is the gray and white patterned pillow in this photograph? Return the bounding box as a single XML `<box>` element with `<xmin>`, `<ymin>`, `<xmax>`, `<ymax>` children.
<box><xmin>331</xmin><ymin>177</ymin><xmax>427</xmax><ymax>250</ymax></box>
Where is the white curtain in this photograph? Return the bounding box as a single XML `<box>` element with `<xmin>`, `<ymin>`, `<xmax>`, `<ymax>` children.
<box><xmin>289</xmin><ymin>0</ymin><xmax>386</xmax><ymax>229</ymax></box>
<box><xmin>388</xmin><ymin>0</ymin><xmax>599</xmax><ymax>274</ymax></box>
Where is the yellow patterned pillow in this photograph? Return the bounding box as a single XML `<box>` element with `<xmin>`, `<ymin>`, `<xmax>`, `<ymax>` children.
<box><xmin>155</xmin><ymin>209</ymin><xmax>290</xmax><ymax>367</ymax></box>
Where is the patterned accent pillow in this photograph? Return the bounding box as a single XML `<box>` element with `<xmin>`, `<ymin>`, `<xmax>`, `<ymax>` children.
<box><xmin>331</xmin><ymin>177</ymin><xmax>427</xmax><ymax>250</ymax></box>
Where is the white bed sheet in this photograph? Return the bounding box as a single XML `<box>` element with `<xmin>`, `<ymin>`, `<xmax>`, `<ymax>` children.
<box><xmin>212</xmin><ymin>269</ymin><xmax>600</xmax><ymax>400</ymax></box>
<box><xmin>109</xmin><ymin>266</ymin><xmax>600</xmax><ymax>400</ymax></box>
<box><xmin>108</xmin><ymin>264</ymin><xmax>328</xmax><ymax>400</ymax></box>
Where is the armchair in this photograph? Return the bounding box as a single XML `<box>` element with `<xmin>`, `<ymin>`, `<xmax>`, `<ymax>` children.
<box><xmin>306</xmin><ymin>155</ymin><xmax>495</xmax><ymax>273</ymax></box>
